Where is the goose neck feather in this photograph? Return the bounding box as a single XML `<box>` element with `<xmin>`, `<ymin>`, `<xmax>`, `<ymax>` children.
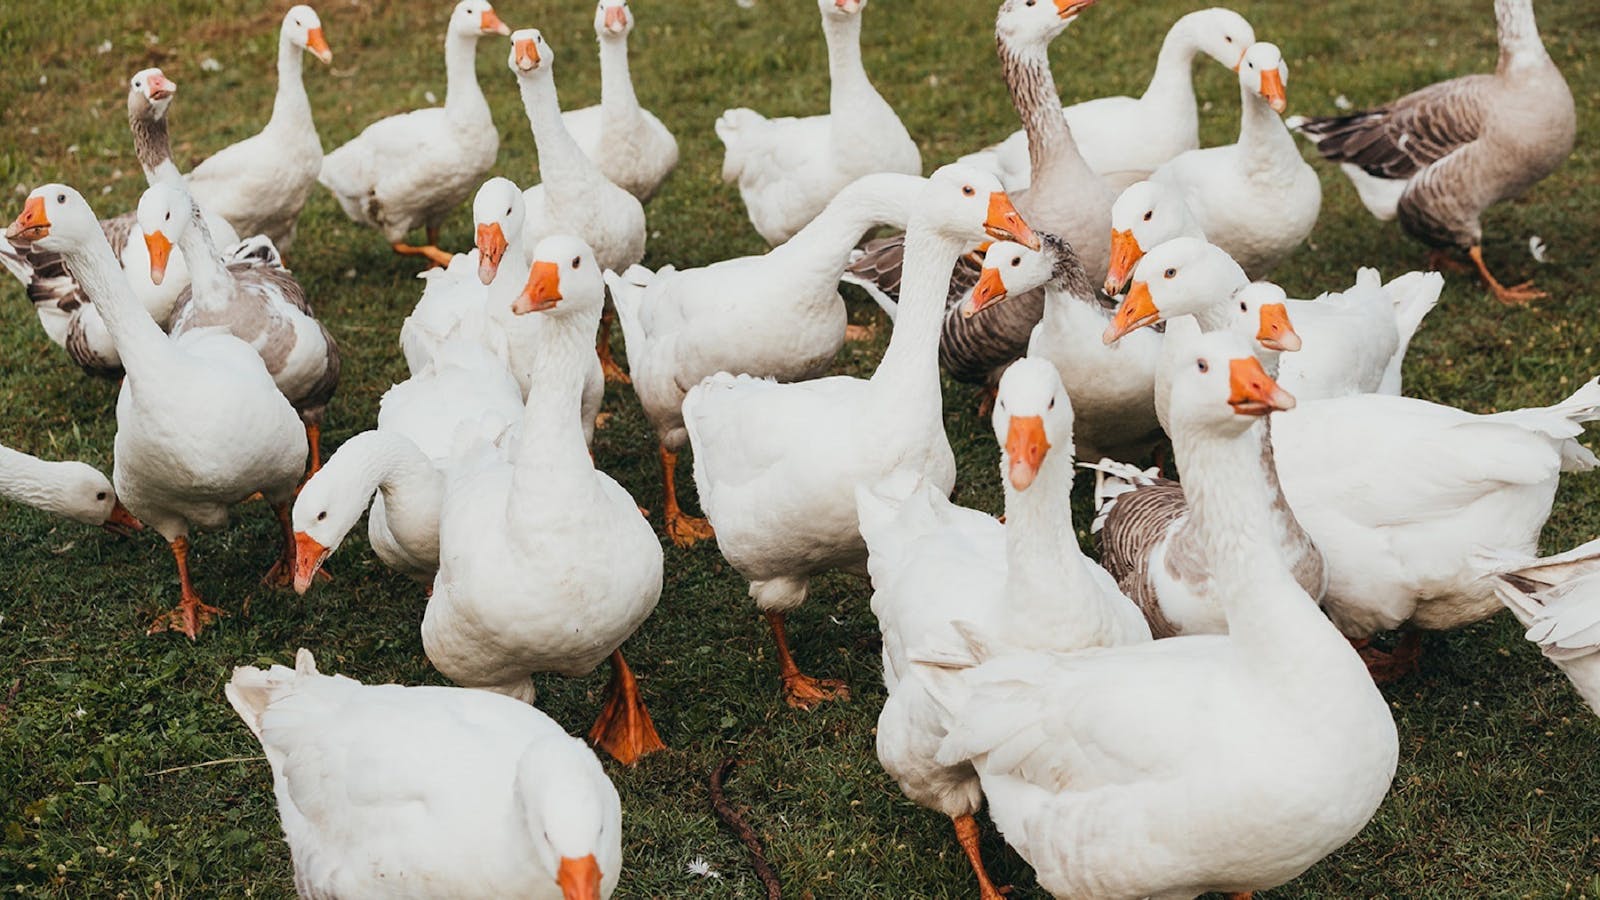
<box><xmin>999</xmin><ymin>34</ymin><xmax>1089</xmax><ymax>199</ymax></box>
<box><xmin>597</xmin><ymin>30</ymin><xmax>641</xmax><ymax>126</ymax></box>
<box><xmin>172</xmin><ymin>203</ymin><xmax>234</xmax><ymax>308</ymax></box>
<box><xmin>869</xmin><ymin>221</ymin><xmax>964</xmax><ymax>405</ymax></box>
<box><xmin>823</xmin><ymin>12</ymin><xmax>871</xmax><ymax>112</ymax></box>
<box><xmin>265</xmin><ymin>26</ymin><xmax>317</xmax><ymax>137</ymax></box>
<box><xmin>518</xmin><ymin>69</ymin><xmax>598</xmax><ymax>197</ymax></box>
<box><xmin>1496</xmin><ymin>0</ymin><xmax>1550</xmax><ymax>72</ymax></box>
<box><xmin>444</xmin><ymin>30</ymin><xmax>492</xmax><ymax>124</ymax></box>
<box><xmin>128</xmin><ymin>104</ymin><xmax>177</xmax><ymax>185</ymax></box>
<box><xmin>510</xmin><ymin>316</ymin><xmax>601</xmax><ymax>494</ymax></box>
<box><xmin>773</xmin><ymin>172</ymin><xmax>918</xmax><ymax>274</ymax></box>
<box><xmin>1237</xmin><ymin>88</ymin><xmax>1300</xmax><ymax>181</ymax></box>
<box><xmin>1139</xmin><ymin>15</ymin><xmax>1205</xmax><ymax>110</ymax></box>
<box><xmin>1001</xmin><ymin>446</ymin><xmax>1112</xmax><ymax>637</ymax></box>
<box><xmin>54</xmin><ymin>226</ymin><xmax>169</xmax><ymax>373</ymax></box>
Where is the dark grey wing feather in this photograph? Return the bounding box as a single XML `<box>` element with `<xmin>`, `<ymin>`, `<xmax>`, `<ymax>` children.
<box><xmin>1295</xmin><ymin>74</ymin><xmax>1494</xmax><ymax>180</ymax></box>
<box><xmin>846</xmin><ymin>236</ymin><xmax>906</xmax><ymax>302</ymax></box>
<box><xmin>1097</xmin><ymin>479</ymin><xmax>1186</xmax><ymax>639</ymax></box>
<box><xmin>63</xmin><ymin>316</ymin><xmax>124</xmax><ymax>380</ymax></box>
<box><xmin>99</xmin><ymin>212</ymin><xmax>136</xmax><ymax>258</ymax></box>
<box><xmin>938</xmin><ymin>285</ymin><xmax>1043</xmax><ymax>385</ymax></box>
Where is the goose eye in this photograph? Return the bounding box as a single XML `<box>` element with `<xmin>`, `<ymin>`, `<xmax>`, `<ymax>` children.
<box><xmin>506</xmin><ymin>207</ymin><xmax>512</xmax><ymax>216</ymax></box>
<box><xmin>1197</xmin><ymin>359</ymin><xmax>1209</xmax><ymax>374</ymax></box>
<box><xmin>1011</xmin><ymin>257</ymin><xmax>1021</xmax><ymax>267</ymax></box>
<box><xmin>1163</xmin><ymin>268</ymin><xmax>1176</xmax><ymax>279</ymax></box>
<box><xmin>1225</xmin><ymin>35</ymin><xmax>1233</xmax><ymax>43</ymax></box>
<box><xmin>96</xmin><ymin>491</ymin><xmax>108</xmax><ymax>501</ymax></box>
<box><xmin>316</xmin><ymin>511</ymin><xmax>328</xmax><ymax>522</ymax></box>
<box><xmin>961</xmin><ymin>185</ymin><xmax>975</xmax><ymax>197</ymax></box>
<box><xmin>1240</xmin><ymin>301</ymin><xmax>1248</xmax><ymax>312</ymax></box>
<box><xmin>1142</xmin><ymin>210</ymin><xmax>1153</xmax><ymax>222</ymax></box>
<box><xmin>164</xmin><ymin>212</ymin><xmax>171</xmax><ymax>221</ymax></box>
<box><xmin>56</xmin><ymin>193</ymin><xmax>66</xmax><ymax>204</ymax></box>
<box><xmin>1026</xmin><ymin>0</ymin><xmax>1035</xmax><ymax>5</ymax></box>
<box><xmin>571</xmin><ymin>256</ymin><xmax>581</xmax><ymax>269</ymax></box>
<box><xmin>1047</xmin><ymin>397</ymin><xmax>1055</xmax><ymax>410</ymax></box>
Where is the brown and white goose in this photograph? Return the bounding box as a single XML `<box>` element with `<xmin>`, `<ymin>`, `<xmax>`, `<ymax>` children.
<box><xmin>1291</xmin><ymin>0</ymin><xmax>1573</xmax><ymax>304</ymax></box>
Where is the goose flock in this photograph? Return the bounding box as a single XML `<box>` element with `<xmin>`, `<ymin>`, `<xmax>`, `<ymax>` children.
<box><xmin>0</xmin><ymin>0</ymin><xmax>1591</xmax><ymax>897</ymax></box>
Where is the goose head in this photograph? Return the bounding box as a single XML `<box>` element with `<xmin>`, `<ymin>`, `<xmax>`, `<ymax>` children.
<box><xmin>453</xmin><ymin>0</ymin><xmax>510</xmax><ymax>38</ymax></box>
<box><xmin>1103</xmin><ymin>237</ymin><xmax>1246</xmax><ymax>344</ymax></box>
<box><xmin>1238</xmin><ymin>40</ymin><xmax>1288</xmax><ymax>114</ymax></box>
<box><xmin>508</xmin><ymin>28</ymin><xmax>554</xmax><ymax>77</ymax></box>
<box><xmin>1232</xmin><ymin>281</ymin><xmax>1302</xmax><ymax>354</ymax></box>
<box><xmin>513</xmin><ymin>235</ymin><xmax>604</xmax><ymax>319</ymax></box>
<box><xmin>7</xmin><ymin>184</ymin><xmax>103</xmax><ymax>255</ymax></box>
<box><xmin>594</xmin><ymin>0</ymin><xmax>632</xmax><ymax>38</ymax></box>
<box><xmin>516</xmin><ymin>737</ymin><xmax>619</xmax><ymax>900</ymax></box>
<box><xmin>9</xmin><ymin>459</ymin><xmax>142</xmax><ymax>533</ymax></box>
<box><xmin>992</xmin><ymin>356</ymin><xmax>1075</xmax><ymax>492</ymax></box>
<box><xmin>919</xmin><ymin>164</ymin><xmax>1039</xmax><ymax>251</ymax></box>
<box><xmin>820</xmin><ymin>0</ymin><xmax>866</xmax><ymax>20</ymax></box>
<box><xmin>472</xmin><ymin>177</ymin><xmax>526</xmax><ymax>285</ymax></box>
<box><xmin>1166</xmin><ymin>329</ymin><xmax>1295</xmax><ymax>439</ymax></box>
<box><xmin>135</xmin><ymin>183</ymin><xmax>194</xmax><ymax>286</ymax></box>
<box><xmin>1183</xmin><ymin>7</ymin><xmax>1254</xmax><ymax>72</ymax></box>
<box><xmin>283</xmin><ymin>5</ymin><xmax>333</xmax><ymax>64</ymax></box>
<box><xmin>997</xmin><ymin>0</ymin><xmax>1096</xmax><ymax>51</ymax></box>
<box><xmin>1105</xmin><ymin>180</ymin><xmax>1195</xmax><ymax>296</ymax></box>
<box><xmin>127</xmin><ymin>67</ymin><xmax>176</xmax><ymax>121</ymax></box>
<box><xmin>289</xmin><ymin>441</ymin><xmax>381</xmax><ymax>595</ymax></box>
<box><xmin>966</xmin><ymin>234</ymin><xmax>1063</xmax><ymax>317</ymax></box>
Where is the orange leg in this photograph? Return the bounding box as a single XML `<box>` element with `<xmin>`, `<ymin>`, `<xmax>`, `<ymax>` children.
<box><xmin>596</xmin><ymin>307</ymin><xmax>630</xmax><ymax>383</ymax></box>
<box><xmin>147</xmin><ymin>536</ymin><xmax>224</xmax><ymax>639</ymax></box>
<box><xmin>305</xmin><ymin>422</ymin><xmax>323</xmax><ymax>476</ymax></box>
<box><xmin>391</xmin><ymin>241</ymin><xmax>453</xmax><ymax>268</ymax></box>
<box><xmin>1351</xmin><ymin>632</ymin><xmax>1423</xmax><ymax>685</ymax></box>
<box><xmin>766</xmin><ymin>610</ymin><xmax>850</xmax><ymax>709</ymax></box>
<box><xmin>1469</xmin><ymin>245</ymin><xmax>1546</xmax><ymax>305</ymax></box>
<box><xmin>953</xmin><ymin>814</ymin><xmax>1010</xmax><ymax>900</ymax></box>
<box><xmin>587</xmin><ymin>650</ymin><xmax>667</xmax><ymax>766</ymax></box>
<box><xmin>975</xmin><ymin>384</ymin><xmax>999</xmax><ymax>418</ymax></box>
<box><xmin>261</xmin><ymin>501</ymin><xmax>298</xmax><ymax>590</ymax></box>
<box><xmin>660</xmin><ymin>445</ymin><xmax>714</xmax><ymax>547</ymax></box>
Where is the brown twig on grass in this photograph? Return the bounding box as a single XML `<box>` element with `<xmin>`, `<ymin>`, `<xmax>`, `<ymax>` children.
<box><xmin>709</xmin><ymin>757</ymin><xmax>782</xmax><ymax>900</ymax></box>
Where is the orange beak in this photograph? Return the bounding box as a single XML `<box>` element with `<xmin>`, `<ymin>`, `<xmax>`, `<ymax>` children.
<box><xmin>834</xmin><ymin>0</ymin><xmax>860</xmax><ymax>10</ymax></box>
<box><xmin>1005</xmin><ymin>415</ymin><xmax>1051</xmax><ymax>491</ymax></box>
<box><xmin>1053</xmin><ymin>0</ymin><xmax>1097</xmax><ymax>19</ymax></box>
<box><xmin>1259</xmin><ymin>67</ymin><xmax>1287</xmax><ymax>114</ymax></box>
<box><xmin>1232</xmin><ymin>47</ymin><xmax>1247</xmax><ymax>72</ymax></box>
<box><xmin>1255</xmin><ymin>302</ymin><xmax>1302</xmax><ymax>352</ymax></box>
<box><xmin>556</xmin><ymin>855</ymin><xmax>602</xmax><ymax>900</ymax></box>
<box><xmin>603</xmin><ymin>5</ymin><xmax>628</xmax><ymax>31</ymax></box>
<box><xmin>1102</xmin><ymin>280</ymin><xmax>1160</xmax><ymax>344</ymax></box>
<box><xmin>144</xmin><ymin>230</ymin><xmax>173</xmax><ymax>285</ymax></box>
<box><xmin>146</xmin><ymin>71</ymin><xmax>176</xmax><ymax>101</ymax></box>
<box><xmin>102</xmin><ymin>500</ymin><xmax>144</xmax><ymax>536</ymax></box>
<box><xmin>305</xmin><ymin>27</ymin><xmax>332</xmax><ymax>63</ymax></box>
<box><xmin>513</xmin><ymin>37</ymin><xmax>540</xmax><ymax>71</ymax></box>
<box><xmin>482</xmin><ymin>9</ymin><xmax>510</xmax><ymax>35</ymax></box>
<box><xmin>964</xmin><ymin>267</ymin><xmax>1008</xmax><ymax>318</ymax></box>
<box><xmin>1104</xmin><ymin>228</ymin><xmax>1142</xmax><ymax>295</ymax></box>
<box><xmin>6</xmin><ymin>196</ymin><xmax>49</xmax><ymax>242</ymax></box>
<box><xmin>1228</xmin><ymin>357</ymin><xmax>1296</xmax><ymax>416</ymax></box>
<box><xmin>984</xmin><ymin>193</ymin><xmax>1038</xmax><ymax>251</ymax></box>
<box><xmin>293</xmin><ymin>531</ymin><xmax>330</xmax><ymax>596</ymax></box>
<box><xmin>513</xmin><ymin>260</ymin><xmax>562</xmax><ymax>315</ymax></box>
<box><xmin>475</xmin><ymin>221</ymin><xmax>508</xmax><ymax>285</ymax></box>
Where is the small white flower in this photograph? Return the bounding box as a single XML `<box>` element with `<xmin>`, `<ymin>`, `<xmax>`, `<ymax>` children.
<box><xmin>13</xmin><ymin>185</ymin><xmax>26</xmax><ymax>198</ymax></box>
<box><xmin>101</xmin><ymin>185</ymin><xmax>113</xmax><ymax>195</ymax></box>
<box><xmin>736</xmin><ymin>0</ymin><xmax>755</xmax><ymax>8</ymax></box>
<box><xmin>200</xmin><ymin>57</ymin><xmax>222</xmax><ymax>72</ymax></box>
<box><xmin>1334</xmin><ymin>94</ymin><xmax>1352</xmax><ymax>110</ymax></box>
<box><xmin>1528</xmin><ymin>236</ymin><xmax>1549</xmax><ymax>263</ymax></box>
<box><xmin>926</xmin><ymin>74</ymin><xmax>940</xmax><ymax>87</ymax></box>
<box><xmin>1200</xmin><ymin>100</ymin><xmax>1213</xmax><ymax>113</ymax></box>
<box><xmin>66</xmin><ymin>144</ymin><xmax>79</xmax><ymax>155</ymax></box>
<box><xmin>686</xmin><ymin>858</ymin><xmax>722</xmax><ymax>879</ymax></box>
<box><xmin>74</xmin><ymin>706</ymin><xmax>87</xmax><ymax>718</ymax></box>
<box><xmin>96</xmin><ymin>40</ymin><xmax>114</xmax><ymax>54</ymax></box>
<box><xmin>424</xmin><ymin>90</ymin><xmax>438</xmax><ymax>104</ymax></box>
<box><xmin>39</xmin><ymin>75</ymin><xmax>48</xmax><ymax>86</ymax></box>
<box><xmin>144</xmin><ymin>31</ymin><xmax>160</xmax><ymax>45</ymax></box>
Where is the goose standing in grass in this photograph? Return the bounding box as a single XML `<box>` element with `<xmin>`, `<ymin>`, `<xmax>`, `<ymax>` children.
<box><xmin>185</xmin><ymin>5</ymin><xmax>331</xmax><ymax>251</ymax></box>
<box><xmin>227</xmin><ymin>649</ymin><xmax>622</xmax><ymax>900</ymax></box>
<box><xmin>508</xmin><ymin>28</ymin><xmax>647</xmax><ymax>384</ymax></box>
<box><xmin>8</xmin><ymin>186</ymin><xmax>306</xmax><ymax>639</ymax></box>
<box><xmin>963</xmin><ymin>235</ymin><xmax>1164</xmax><ymax>462</ymax></box>
<box><xmin>609</xmin><ymin>171</ymin><xmax>920</xmax><ymax>547</ymax></box>
<box><xmin>683</xmin><ymin>166</ymin><xmax>1036</xmax><ymax>709</ymax></box>
<box><xmin>857</xmin><ymin>359</ymin><xmax>1149</xmax><ymax>900</ymax></box>
<box><xmin>929</xmin><ymin>330</ymin><xmax>1397</xmax><ymax>900</ymax></box>
<box><xmin>1488</xmin><ymin>541</ymin><xmax>1600</xmax><ymax>718</ymax></box>
<box><xmin>1148</xmin><ymin>42</ymin><xmax>1320</xmax><ymax>279</ymax></box>
<box><xmin>140</xmin><ymin>185</ymin><xmax>340</xmax><ymax>475</ymax></box>
<box><xmin>318</xmin><ymin>0</ymin><xmax>509</xmax><ymax>267</ymax></box>
<box><xmin>1290</xmin><ymin>0</ymin><xmax>1573</xmax><ymax>304</ymax></box>
<box><xmin>959</xmin><ymin>6</ymin><xmax>1257</xmax><ymax>193</ymax></box>
<box><xmin>1103</xmin><ymin>179</ymin><xmax>1204</xmax><ymax>296</ymax></box>
<box><xmin>0</xmin><ymin>443</ymin><xmax>142</xmax><ymax>535</ymax></box>
<box><xmin>425</xmin><ymin>236</ymin><xmax>665</xmax><ymax>765</ymax></box>
<box><xmin>846</xmin><ymin>0</ymin><xmax>1112</xmax><ymax>396</ymax></box>
<box><xmin>560</xmin><ymin>0</ymin><xmax>678</xmax><ymax>202</ymax></box>
<box><xmin>717</xmin><ymin>0</ymin><xmax>921</xmax><ymax>246</ymax></box>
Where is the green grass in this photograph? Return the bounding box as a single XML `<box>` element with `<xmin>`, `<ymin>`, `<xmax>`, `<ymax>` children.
<box><xmin>3</xmin><ymin>0</ymin><xmax>1600</xmax><ymax>896</ymax></box>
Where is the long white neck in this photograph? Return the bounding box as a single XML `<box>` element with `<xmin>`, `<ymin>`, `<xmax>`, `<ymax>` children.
<box><xmin>444</xmin><ymin>31</ymin><xmax>491</xmax><ymax>122</ymax></box>
<box><xmin>0</xmin><ymin>447</ymin><xmax>90</xmax><ymax>521</ymax></box>
<box><xmin>518</xmin><ymin>70</ymin><xmax>599</xmax><ymax>196</ymax></box>
<box><xmin>335</xmin><ymin>430</ymin><xmax>443</xmax><ymax>553</ymax></box>
<box><xmin>265</xmin><ymin>31</ymin><xmax>316</xmax><ymax>136</ymax></box>
<box><xmin>510</xmin><ymin>309</ymin><xmax>601</xmax><ymax>500</ymax></box>
<box><xmin>1236</xmin><ymin>85</ymin><xmax>1298</xmax><ymax>180</ymax></box>
<box><xmin>1000</xmin><ymin>445</ymin><xmax>1113</xmax><ymax>642</ymax></box>
<box><xmin>999</xmin><ymin>33</ymin><xmax>1094</xmax><ymax>204</ymax></box>
<box><xmin>597</xmin><ymin>33</ymin><xmax>640</xmax><ymax>125</ymax></box>
<box><xmin>869</xmin><ymin>219</ymin><xmax>963</xmax><ymax>404</ymax></box>
<box><xmin>173</xmin><ymin>207</ymin><xmax>235</xmax><ymax>311</ymax></box>
<box><xmin>774</xmin><ymin>172</ymin><xmax>919</xmax><ymax>273</ymax></box>
<box><xmin>824</xmin><ymin>13</ymin><xmax>873</xmax><ymax>110</ymax></box>
<box><xmin>1496</xmin><ymin>0</ymin><xmax>1550</xmax><ymax>72</ymax></box>
<box><xmin>55</xmin><ymin>224</ymin><xmax>171</xmax><ymax>373</ymax></box>
<box><xmin>1139</xmin><ymin>15</ymin><xmax>1203</xmax><ymax>111</ymax></box>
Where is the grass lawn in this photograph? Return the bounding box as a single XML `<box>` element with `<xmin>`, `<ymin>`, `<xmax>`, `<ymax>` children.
<box><xmin>3</xmin><ymin>0</ymin><xmax>1600</xmax><ymax>895</ymax></box>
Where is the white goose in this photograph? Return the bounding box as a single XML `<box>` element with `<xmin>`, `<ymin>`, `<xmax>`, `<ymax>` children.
<box><xmin>227</xmin><ymin>649</ymin><xmax>622</xmax><ymax>900</ymax></box>
<box><xmin>857</xmin><ymin>359</ymin><xmax>1149</xmax><ymax>900</ymax></box>
<box><xmin>609</xmin><ymin>171</ymin><xmax>920</xmax><ymax>546</ymax></box>
<box><xmin>425</xmin><ymin>235</ymin><xmax>665</xmax><ymax>765</ymax></box>
<box><xmin>0</xmin><ymin>443</ymin><xmax>142</xmax><ymax>534</ymax></box>
<box><xmin>682</xmin><ymin>165</ymin><xmax>1035</xmax><ymax>709</ymax></box>
<box><xmin>960</xmin><ymin>6</ymin><xmax>1257</xmax><ymax>193</ymax></box>
<box><xmin>7</xmin><ymin>186</ymin><xmax>306</xmax><ymax>639</ymax></box>
<box><xmin>930</xmin><ymin>329</ymin><xmax>1397</xmax><ymax>900</ymax></box>
<box><xmin>1489</xmin><ymin>540</ymin><xmax>1600</xmax><ymax>718</ymax></box>
<box><xmin>508</xmin><ymin>28</ymin><xmax>647</xmax><ymax>384</ymax></box>
<box><xmin>185</xmin><ymin>5</ymin><xmax>331</xmax><ymax>249</ymax></box>
<box><xmin>1103</xmin><ymin>178</ymin><xmax>1204</xmax><ymax>295</ymax></box>
<box><xmin>319</xmin><ymin>0</ymin><xmax>509</xmax><ymax>266</ymax></box>
<box><xmin>560</xmin><ymin>0</ymin><xmax>679</xmax><ymax>202</ymax></box>
<box><xmin>717</xmin><ymin>0</ymin><xmax>921</xmax><ymax>245</ymax></box>
<box><xmin>1148</xmin><ymin>42</ymin><xmax>1320</xmax><ymax>278</ymax></box>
